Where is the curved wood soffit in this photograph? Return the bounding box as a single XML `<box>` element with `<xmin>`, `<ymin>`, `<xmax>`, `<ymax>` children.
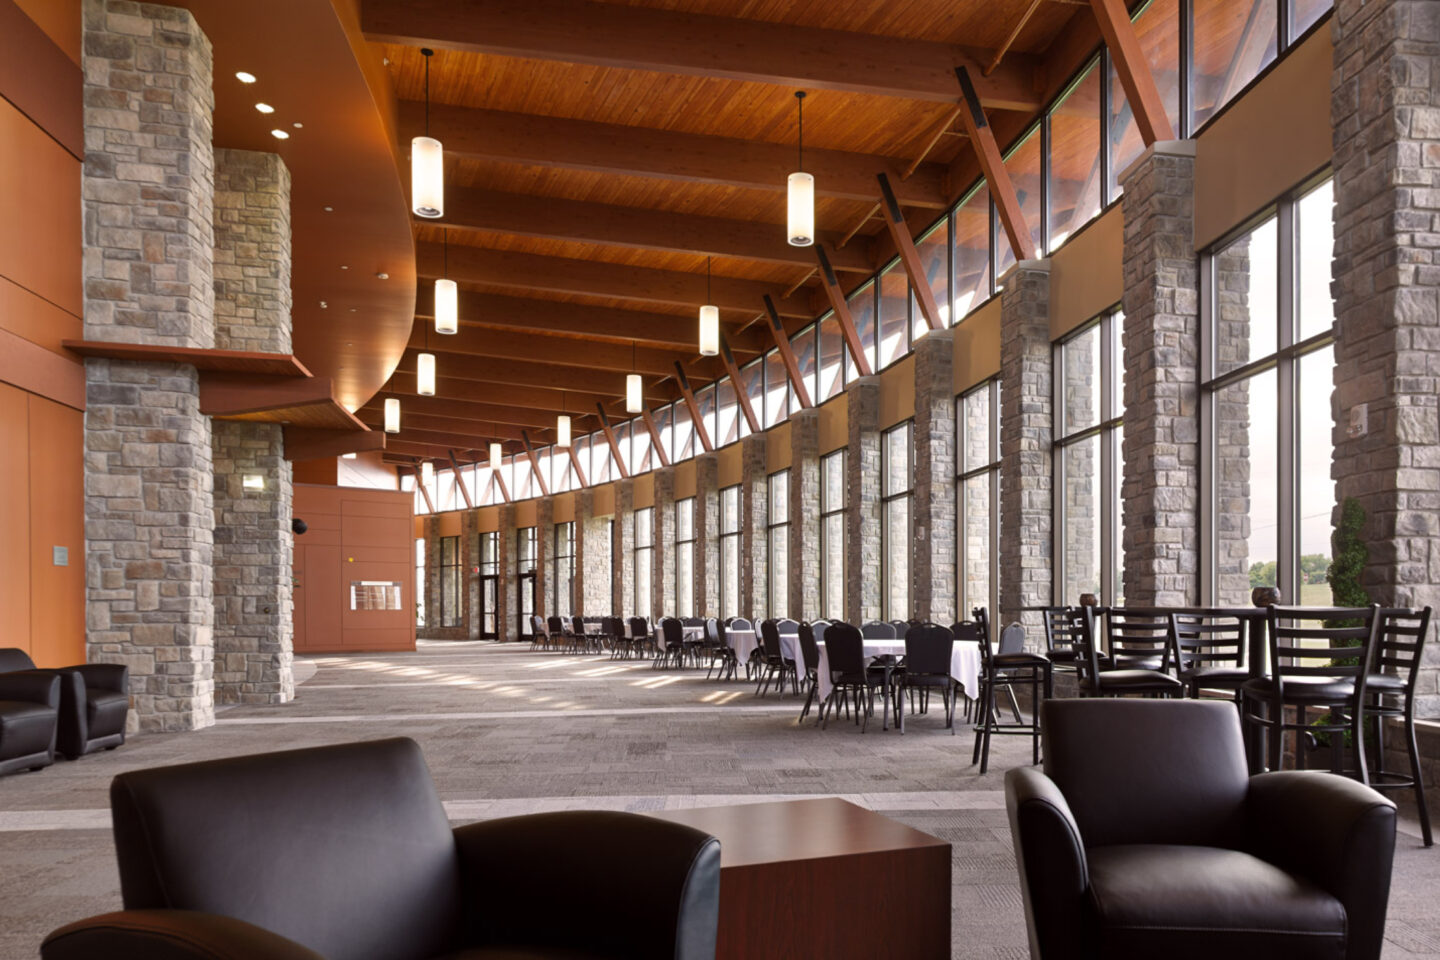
<box><xmin>184</xmin><ymin>0</ymin><xmax>415</xmax><ymax>413</ymax></box>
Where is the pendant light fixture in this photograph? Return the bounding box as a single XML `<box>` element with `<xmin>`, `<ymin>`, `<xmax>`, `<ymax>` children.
<box><xmin>420</xmin><ymin>460</ymin><xmax>435</xmax><ymax>488</ymax></box>
<box><xmin>787</xmin><ymin>91</ymin><xmax>814</xmax><ymax>247</ymax></box>
<box><xmin>417</xmin><ymin>316</ymin><xmax>436</xmax><ymax>396</ymax></box>
<box><xmin>698</xmin><ymin>256</ymin><xmax>719</xmax><ymax>357</ymax></box>
<box><xmin>556</xmin><ymin>391</ymin><xmax>571</xmax><ymax>448</ymax></box>
<box><xmin>411</xmin><ymin>49</ymin><xmax>443</xmax><ymax>219</ymax></box>
<box><xmin>626</xmin><ymin>341</ymin><xmax>642</xmax><ymax>414</ymax></box>
<box><xmin>489</xmin><ymin>438</ymin><xmax>502</xmax><ymax>472</ymax></box>
<box><xmin>384</xmin><ymin>397</ymin><xmax>401</xmax><ymax>433</ymax></box>
<box><xmin>434</xmin><ymin>228</ymin><xmax>458</xmax><ymax>335</ymax></box>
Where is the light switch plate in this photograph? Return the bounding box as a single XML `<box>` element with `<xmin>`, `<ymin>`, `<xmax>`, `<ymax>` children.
<box><xmin>53</xmin><ymin>546</ymin><xmax>69</xmax><ymax>567</ymax></box>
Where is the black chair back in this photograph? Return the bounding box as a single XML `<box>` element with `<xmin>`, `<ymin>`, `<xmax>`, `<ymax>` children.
<box><xmin>627</xmin><ymin>616</ymin><xmax>648</xmax><ymax>641</ymax></box>
<box><xmin>1359</xmin><ymin>607</ymin><xmax>1433</xmax><ymax>702</ymax></box>
<box><xmin>661</xmin><ymin>617</ymin><xmax>685</xmax><ymax>649</ymax></box>
<box><xmin>823</xmin><ymin>622</ymin><xmax>866</xmax><ymax>679</ymax></box>
<box><xmin>1104</xmin><ymin>608</ymin><xmax>1175</xmax><ymax>671</ymax></box>
<box><xmin>1042</xmin><ymin>606</ymin><xmax>1082</xmax><ymax>659</ymax></box>
<box><xmin>714</xmin><ymin>617</ymin><xmax>729</xmax><ymax>649</ymax></box>
<box><xmin>760</xmin><ymin>619</ymin><xmax>782</xmax><ymax>658</ymax></box>
<box><xmin>1172</xmin><ymin>613</ymin><xmax>1248</xmax><ymax>673</ymax></box>
<box><xmin>1065</xmin><ymin>606</ymin><xmax>1104</xmax><ymax>684</ymax></box>
<box><xmin>0</xmin><ymin>648</ymin><xmax>37</xmax><ymax>673</ymax></box>
<box><xmin>813</xmin><ymin>620</ymin><xmax>831</xmax><ymax>646</ymax></box>
<box><xmin>889</xmin><ymin>620</ymin><xmax>909</xmax><ymax>635</ymax></box>
<box><xmin>571</xmin><ymin>615</ymin><xmax>585</xmax><ymax>636</ymax></box>
<box><xmin>797</xmin><ymin>622</ymin><xmax>820</xmax><ymax>672</ymax></box>
<box><xmin>547</xmin><ymin>616</ymin><xmax>564</xmax><ymax>636</ymax></box>
<box><xmin>903</xmin><ymin>623</ymin><xmax>954</xmax><ymax>676</ymax></box>
<box><xmin>1266</xmin><ymin>605</ymin><xmax>1377</xmax><ymax>685</ymax></box>
<box><xmin>682</xmin><ymin>617</ymin><xmax>704</xmax><ymax>628</ymax></box>
<box><xmin>860</xmin><ymin>621</ymin><xmax>896</xmax><ymax>639</ymax></box>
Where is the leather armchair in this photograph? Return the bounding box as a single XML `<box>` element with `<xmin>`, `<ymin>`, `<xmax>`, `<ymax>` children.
<box><xmin>42</xmin><ymin>737</ymin><xmax>721</xmax><ymax>960</ymax></box>
<box><xmin>1007</xmin><ymin>699</ymin><xmax>1395</xmax><ymax>960</ymax></box>
<box><xmin>0</xmin><ymin>669</ymin><xmax>61</xmax><ymax>775</ymax></box>
<box><xmin>0</xmin><ymin>648</ymin><xmax>128</xmax><ymax>759</ymax></box>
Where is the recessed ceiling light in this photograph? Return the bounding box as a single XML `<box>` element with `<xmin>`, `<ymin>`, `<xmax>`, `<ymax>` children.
<box><xmin>255</xmin><ymin>102</ymin><xmax>274</xmax><ymax>114</ymax></box>
<box><xmin>340</xmin><ymin>265</ymin><xmax>349</xmax><ymax>270</ymax></box>
<box><xmin>270</xmin><ymin>129</ymin><xmax>289</xmax><ymax>140</ymax></box>
<box><xmin>236</xmin><ymin>71</ymin><xmax>257</xmax><ymax>83</ymax></box>
<box><xmin>376</xmin><ymin>272</ymin><xmax>389</xmax><ymax>280</ymax></box>
<box><xmin>319</xmin><ymin>301</ymin><xmax>328</xmax><ymax>309</ymax></box>
<box><xmin>323</xmin><ymin>205</ymin><xmax>333</xmax><ymax>212</ymax></box>
<box><xmin>292</xmin><ymin>122</ymin><xmax>303</xmax><ymax>129</ymax></box>
<box><xmin>349</xmin><ymin>308</ymin><xmax>357</xmax><ymax>313</ymax></box>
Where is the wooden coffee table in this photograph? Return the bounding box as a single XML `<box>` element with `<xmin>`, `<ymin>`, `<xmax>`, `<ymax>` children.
<box><xmin>652</xmin><ymin>797</ymin><xmax>950</xmax><ymax>959</ymax></box>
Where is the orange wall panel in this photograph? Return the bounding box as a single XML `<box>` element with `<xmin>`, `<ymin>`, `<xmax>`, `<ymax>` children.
<box><xmin>0</xmin><ymin>97</ymin><xmax>82</xmax><ymax>318</ymax></box>
<box><xmin>0</xmin><ymin>383</ymin><xmax>32</xmax><ymax>656</ymax></box>
<box><xmin>27</xmin><ymin>394</ymin><xmax>83</xmax><ymax>666</ymax></box>
<box><xmin>13</xmin><ymin>0</ymin><xmax>80</xmax><ymax>65</ymax></box>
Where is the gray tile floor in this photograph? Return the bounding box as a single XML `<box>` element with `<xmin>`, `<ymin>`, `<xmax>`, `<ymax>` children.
<box><xmin>0</xmin><ymin>640</ymin><xmax>1435</xmax><ymax>959</ymax></box>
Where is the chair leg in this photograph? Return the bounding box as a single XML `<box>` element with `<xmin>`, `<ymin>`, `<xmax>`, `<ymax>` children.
<box><xmin>1404</xmin><ymin>711</ymin><xmax>1434</xmax><ymax>847</ymax></box>
<box><xmin>979</xmin><ymin>675</ymin><xmax>997</xmax><ymax>775</ymax></box>
<box><xmin>1004</xmin><ymin>684</ymin><xmax>1023</xmax><ymax>724</ymax></box>
<box><xmin>1031</xmin><ymin>677</ymin><xmax>1041</xmax><ymax>765</ymax></box>
<box><xmin>971</xmin><ymin>678</ymin><xmax>987</xmax><ymax>766</ymax></box>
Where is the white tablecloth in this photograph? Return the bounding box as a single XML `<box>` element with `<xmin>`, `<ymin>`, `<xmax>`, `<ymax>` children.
<box><xmin>659</xmin><ymin>625</ymin><xmax>705</xmax><ymax>649</ymax></box>
<box><xmin>812</xmin><ymin>639</ymin><xmax>980</xmax><ymax>702</ymax></box>
<box><xmin>727</xmin><ymin>629</ymin><xmax>758</xmax><ymax>662</ymax></box>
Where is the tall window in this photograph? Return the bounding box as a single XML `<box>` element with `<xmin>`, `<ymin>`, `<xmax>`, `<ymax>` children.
<box><xmin>634</xmin><ymin>507</ymin><xmax>653</xmax><ymax>622</ymax></box>
<box><xmin>1054</xmin><ymin>311</ymin><xmax>1125</xmax><ymax>607</ymax></box>
<box><xmin>478</xmin><ymin>531</ymin><xmax>498</xmax><ymax>639</ymax></box>
<box><xmin>1202</xmin><ymin>177</ymin><xmax>1335</xmax><ymax>606</ymax></box>
<box><xmin>882</xmin><ymin>423</ymin><xmax>913</xmax><ymax>620</ymax></box>
<box><xmin>517</xmin><ymin>527</ymin><xmax>537</xmax><ymax>634</ymax></box>
<box><xmin>767</xmin><ymin>471</ymin><xmax>790</xmax><ymax>618</ymax></box>
<box><xmin>958</xmin><ymin>380</ymin><xmax>1001</xmax><ymax>620</ymax></box>
<box><xmin>415</xmin><ymin>537</ymin><xmax>426</xmax><ymax>628</ymax></box>
<box><xmin>438</xmin><ymin>535</ymin><xmax>461</xmax><ymax>627</ymax></box>
<box><xmin>675</xmin><ymin>498</ymin><xmax>695</xmax><ymax>617</ymax></box>
<box><xmin>820</xmin><ymin>451</ymin><xmax>845</xmax><ymax>619</ymax></box>
<box><xmin>719</xmin><ymin>485</ymin><xmax>740</xmax><ymax>618</ymax></box>
<box><xmin>553</xmin><ymin>522</ymin><xmax>575</xmax><ymax>619</ymax></box>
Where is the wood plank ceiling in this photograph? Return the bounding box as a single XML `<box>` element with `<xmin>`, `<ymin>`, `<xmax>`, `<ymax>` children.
<box><xmin>358</xmin><ymin>0</ymin><xmax>1103</xmax><ymax>467</ymax></box>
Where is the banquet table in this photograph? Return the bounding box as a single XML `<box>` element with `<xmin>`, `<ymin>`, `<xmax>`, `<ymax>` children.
<box><xmin>727</xmin><ymin>628</ymin><xmax>758</xmax><ymax>663</ymax></box>
<box><xmin>798</xmin><ymin>638</ymin><xmax>980</xmax><ymax>729</ymax></box>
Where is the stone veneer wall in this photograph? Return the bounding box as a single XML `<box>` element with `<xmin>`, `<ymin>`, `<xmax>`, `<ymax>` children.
<box><xmin>1120</xmin><ymin>143</ymin><xmax>1200</xmax><ymax>607</ymax></box>
<box><xmin>577</xmin><ymin>489</ymin><xmax>613</xmax><ymax>616</ymax></box>
<box><xmin>998</xmin><ymin>263</ymin><xmax>1053</xmax><ymax>645</ymax></box>
<box><xmin>845</xmin><ymin>377</ymin><xmax>881</xmax><ymax>625</ymax></box>
<box><xmin>1331</xmin><ymin>0</ymin><xmax>1440</xmax><ymax>716</ymax></box>
<box><xmin>1213</xmin><ymin>243</ymin><xmax>1254</xmax><ymax>607</ymax></box>
<box><xmin>535</xmin><ymin>497</ymin><xmax>553</xmax><ymax>620</ymax></box>
<box><xmin>739</xmin><ymin>435</ymin><xmax>768</xmax><ymax>619</ymax></box>
<box><xmin>787</xmin><ymin>409</ymin><xmax>820</xmax><ymax>621</ymax></box>
<box><xmin>912</xmin><ymin>330</ymin><xmax>956</xmax><ymax>624</ymax></box>
<box><xmin>210</xmin><ymin>420</ymin><xmax>292</xmax><ymax>703</ymax></box>
<box><xmin>652</xmin><ymin>467</ymin><xmax>677</xmax><ymax>618</ymax></box>
<box><xmin>463</xmin><ymin>511</ymin><xmax>481</xmax><ymax>640</ymax></box>
<box><xmin>82</xmin><ymin>1</ymin><xmax>216</xmax><ymax>732</ymax></box>
<box><xmin>497</xmin><ymin>504</ymin><xmax>516</xmax><ymax>641</ymax></box>
<box><xmin>614</xmin><ymin>480</ymin><xmax>635</xmax><ymax>619</ymax></box>
<box><xmin>212</xmin><ymin>149</ymin><xmax>291</xmax><ymax>353</ymax></box>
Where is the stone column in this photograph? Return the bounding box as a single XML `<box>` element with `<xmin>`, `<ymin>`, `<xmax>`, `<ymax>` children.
<box><xmin>913</xmin><ymin>330</ymin><xmax>957</xmax><ymax>624</ymax></box>
<box><xmin>1213</xmin><ymin>242</ymin><xmax>1255</xmax><ymax>607</ymax></box>
<box><xmin>739</xmin><ymin>434</ymin><xmax>768</xmax><ymax>619</ymax></box>
<box><xmin>999</xmin><ymin>262</ymin><xmax>1053</xmax><ymax>645</ymax></box>
<box><xmin>694</xmin><ymin>453</ymin><xmax>719</xmax><ymax>615</ymax></box>
<box><xmin>419</xmin><ymin>515</ymin><xmax>441</xmax><ymax>638</ymax></box>
<box><xmin>535</xmin><ymin>497</ymin><xmax>553</xmax><ymax>619</ymax></box>
<box><xmin>210</xmin><ymin>148</ymin><xmax>294</xmax><ymax>700</ymax></box>
<box><xmin>846</xmin><ymin>377</ymin><xmax>881</xmax><ymax>625</ymax></box>
<box><xmin>1120</xmin><ymin>142</ymin><xmax>1200</xmax><ymax>607</ymax></box>
<box><xmin>82</xmin><ymin>1</ymin><xmax>216</xmax><ymax>733</ymax></box>
<box><xmin>652</xmin><ymin>468</ymin><xmax>677</xmax><ymax>617</ymax></box>
<box><xmin>614</xmin><ymin>479</ymin><xmax>635</xmax><ymax>617</ymax></box>
<box><xmin>1332</xmin><ymin>0</ymin><xmax>1440</xmax><ymax>717</ymax></box>
<box><xmin>497</xmin><ymin>503</ymin><xmax>516</xmax><ymax>641</ymax></box>
<box><xmin>788</xmin><ymin>409</ymin><xmax>821</xmax><ymax>620</ymax></box>
<box><xmin>463</xmin><ymin>510</ymin><xmax>480</xmax><ymax>640</ymax></box>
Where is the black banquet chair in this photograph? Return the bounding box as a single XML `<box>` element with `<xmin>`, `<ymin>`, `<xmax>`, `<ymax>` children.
<box><xmin>893</xmin><ymin>623</ymin><xmax>957</xmax><ymax>734</ymax></box>
<box><xmin>1008</xmin><ymin>699</ymin><xmax>1396</xmax><ymax>960</ymax></box>
<box><xmin>42</xmin><ymin>738</ymin><xmax>720</xmax><ymax>960</ymax></box>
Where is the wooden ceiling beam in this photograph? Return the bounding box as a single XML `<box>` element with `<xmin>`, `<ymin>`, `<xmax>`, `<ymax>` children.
<box><xmin>361</xmin><ymin>415</ymin><xmax>531</xmax><ymax>445</ymax></box>
<box><xmin>718</xmin><ymin>334</ymin><xmax>761</xmax><ymax>434</ymax></box>
<box><xmin>1087</xmin><ymin>0</ymin><xmax>1175</xmax><ymax>145</ymax></box>
<box><xmin>382</xmin><ymin>425</ymin><xmax>539</xmax><ymax>451</ymax></box>
<box><xmin>386</xmin><ymin>440</ymin><xmax>491</xmax><ymax>461</ymax></box>
<box><xmin>364</xmin><ymin>0</ymin><xmax>1043</xmax><ymax>109</ymax></box>
<box><xmin>593</xmin><ymin>405</ymin><xmax>631</xmax><ymax>480</ymax></box>
<box><xmin>519</xmin><ymin>430</ymin><xmax>551</xmax><ymax>497</ymax></box>
<box><xmin>397</xmin><ymin>102</ymin><xmax>950</xmax><ymax>210</ymax></box>
<box><xmin>282</xmin><ymin>427</ymin><xmax>387</xmax><ymax>462</ymax></box>
<box><xmin>673</xmin><ymin>363</ymin><xmax>715</xmax><ymax>453</ymax></box>
<box><xmin>876</xmin><ymin>173</ymin><xmax>946</xmax><ymax>332</ymax></box>
<box><xmin>417</xmin><ymin>242</ymin><xmax>817</xmax><ymax>318</ymax></box>
<box><xmin>412</xmin><ymin>287</ymin><xmax>770</xmax><ymax>354</ymax></box>
<box><xmin>640</xmin><ymin>410</ymin><xmax>671</xmax><ymax>469</ymax></box>
<box><xmin>448</xmin><ymin>449</ymin><xmax>475</xmax><ymax>508</ymax></box>
<box><xmin>566</xmin><ymin>444</ymin><xmax>590</xmax><ymax>488</ymax></box>
<box><xmin>438</xmin><ymin>187</ymin><xmax>874</xmax><ymax>274</ymax></box>
<box><xmin>814</xmin><ymin>246</ymin><xmax>874</xmax><ymax>378</ymax></box>
<box><xmin>405</xmin><ymin>326</ymin><xmax>726</xmax><ymax>380</ymax></box>
<box><xmin>763</xmin><ymin>296</ymin><xmax>813</xmax><ymax>409</ymax></box>
<box><xmin>381</xmin><ymin>370</ymin><xmax>659</xmax><ymax>411</ymax></box>
<box><xmin>387</xmin><ymin>352</ymin><xmax>680</xmax><ymax>406</ymax></box>
<box><xmin>366</xmin><ymin>393</ymin><xmax>581</xmax><ymax>430</ymax></box>
<box><xmin>953</xmin><ymin>66</ymin><xmax>1037</xmax><ymax>263</ymax></box>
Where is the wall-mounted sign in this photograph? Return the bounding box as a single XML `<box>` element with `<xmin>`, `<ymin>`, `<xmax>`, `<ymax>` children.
<box><xmin>350</xmin><ymin>581</ymin><xmax>403</xmax><ymax>611</ymax></box>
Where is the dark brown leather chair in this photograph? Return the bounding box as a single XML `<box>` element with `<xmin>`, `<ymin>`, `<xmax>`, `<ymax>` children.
<box><xmin>0</xmin><ymin>669</ymin><xmax>61</xmax><ymax>776</ymax></box>
<box><xmin>1007</xmin><ymin>699</ymin><xmax>1395</xmax><ymax>960</ymax></box>
<box><xmin>42</xmin><ymin>738</ymin><xmax>721</xmax><ymax>960</ymax></box>
<box><xmin>0</xmin><ymin>648</ymin><xmax>127</xmax><ymax>760</ymax></box>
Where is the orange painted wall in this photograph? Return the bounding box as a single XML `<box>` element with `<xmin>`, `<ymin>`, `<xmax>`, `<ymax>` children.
<box><xmin>0</xmin><ymin>3</ymin><xmax>85</xmax><ymax>666</ymax></box>
<box><xmin>292</xmin><ymin>483</ymin><xmax>416</xmax><ymax>653</ymax></box>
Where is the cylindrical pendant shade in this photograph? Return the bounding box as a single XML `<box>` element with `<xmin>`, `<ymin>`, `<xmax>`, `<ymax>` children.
<box><xmin>384</xmin><ymin>397</ymin><xmax>401</xmax><ymax>433</ymax></box>
<box><xmin>626</xmin><ymin>374</ymin><xmax>643</xmax><ymax>414</ymax></box>
<box><xmin>787</xmin><ymin>171</ymin><xmax>815</xmax><ymax>247</ymax></box>
<box><xmin>489</xmin><ymin>442</ymin><xmax>502</xmax><ymax>472</ymax></box>
<box><xmin>420</xmin><ymin>460</ymin><xmax>434</xmax><ymax>487</ymax></box>
<box><xmin>434</xmin><ymin>278</ymin><xmax>458</xmax><ymax>334</ymax></box>
<box><xmin>699</xmin><ymin>304</ymin><xmax>720</xmax><ymax>357</ymax></box>
<box><xmin>417</xmin><ymin>352</ymin><xmax>436</xmax><ymax>396</ymax></box>
<box><xmin>410</xmin><ymin>136</ymin><xmax>444</xmax><ymax>218</ymax></box>
<box><xmin>556</xmin><ymin>414</ymin><xmax>571</xmax><ymax>448</ymax></box>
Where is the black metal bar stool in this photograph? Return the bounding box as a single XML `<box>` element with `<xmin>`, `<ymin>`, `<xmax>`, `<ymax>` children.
<box><xmin>970</xmin><ymin>607</ymin><xmax>1051</xmax><ymax>774</ymax></box>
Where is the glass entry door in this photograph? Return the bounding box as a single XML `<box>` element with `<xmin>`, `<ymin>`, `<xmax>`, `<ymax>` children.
<box><xmin>517</xmin><ymin>572</ymin><xmax>536</xmax><ymax>639</ymax></box>
<box><xmin>479</xmin><ymin>575</ymin><xmax>498</xmax><ymax>639</ymax></box>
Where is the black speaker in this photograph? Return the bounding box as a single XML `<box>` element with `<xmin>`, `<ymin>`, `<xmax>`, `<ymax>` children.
<box><xmin>292</xmin><ymin>518</ymin><xmax>308</xmax><ymax>535</ymax></box>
